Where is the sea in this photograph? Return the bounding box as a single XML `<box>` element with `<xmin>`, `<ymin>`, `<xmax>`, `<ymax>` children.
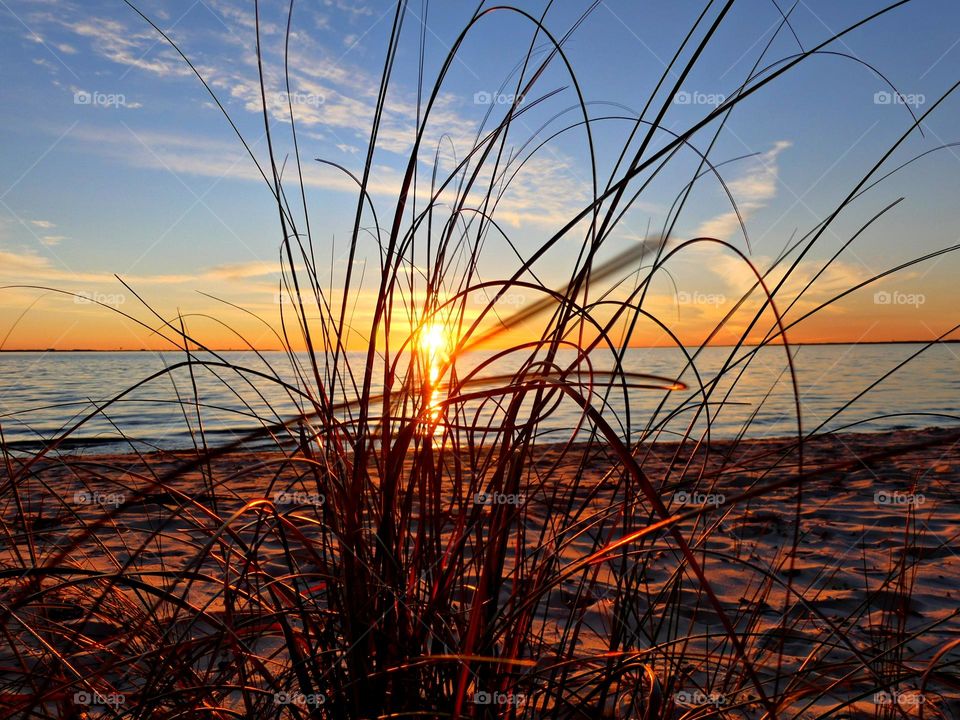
<box><xmin>1</xmin><ymin>343</ymin><xmax>957</xmax><ymax>454</ymax></box>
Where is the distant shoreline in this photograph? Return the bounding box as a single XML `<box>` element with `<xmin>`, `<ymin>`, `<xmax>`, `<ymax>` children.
<box><xmin>2</xmin><ymin>339</ymin><xmax>958</xmax><ymax>353</ymax></box>
<box><xmin>9</xmin><ymin>425</ymin><xmax>958</xmax><ymax>460</ymax></box>
<box><xmin>6</xmin><ymin>426</ymin><xmax>959</xmax><ymax>459</ymax></box>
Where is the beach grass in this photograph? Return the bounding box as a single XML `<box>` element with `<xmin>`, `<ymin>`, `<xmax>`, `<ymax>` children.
<box><xmin>2</xmin><ymin>1</ymin><xmax>959</xmax><ymax>717</ymax></box>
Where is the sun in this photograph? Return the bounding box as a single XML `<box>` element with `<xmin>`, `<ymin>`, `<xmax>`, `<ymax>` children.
<box><xmin>419</xmin><ymin>322</ymin><xmax>449</xmax><ymax>361</ymax></box>
<box><xmin>418</xmin><ymin>320</ymin><xmax>453</xmax><ymax>383</ymax></box>
<box><xmin>417</xmin><ymin>320</ymin><xmax>452</xmax><ymax>434</ymax></box>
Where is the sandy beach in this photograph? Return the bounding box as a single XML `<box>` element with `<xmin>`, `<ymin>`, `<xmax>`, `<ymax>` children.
<box><xmin>2</xmin><ymin>427</ymin><xmax>958</xmax><ymax>717</ymax></box>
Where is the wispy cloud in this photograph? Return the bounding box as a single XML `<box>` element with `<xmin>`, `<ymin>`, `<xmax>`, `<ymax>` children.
<box><xmin>695</xmin><ymin>140</ymin><xmax>792</xmax><ymax>240</ymax></box>
<box><xmin>17</xmin><ymin>0</ymin><xmax>597</xmax><ymax>231</ymax></box>
<box><xmin>27</xmin><ymin>220</ymin><xmax>67</xmax><ymax>246</ymax></box>
<box><xmin>33</xmin><ymin>11</ymin><xmax>194</xmax><ymax>78</ymax></box>
<box><xmin>0</xmin><ymin>249</ymin><xmax>280</xmax><ymax>288</ymax></box>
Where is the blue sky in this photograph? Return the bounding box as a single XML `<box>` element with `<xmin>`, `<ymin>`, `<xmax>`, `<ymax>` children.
<box><xmin>1</xmin><ymin>0</ymin><xmax>959</xmax><ymax>349</ymax></box>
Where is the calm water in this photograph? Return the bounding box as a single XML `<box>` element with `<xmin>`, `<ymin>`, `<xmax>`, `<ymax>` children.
<box><xmin>0</xmin><ymin>344</ymin><xmax>957</xmax><ymax>454</ymax></box>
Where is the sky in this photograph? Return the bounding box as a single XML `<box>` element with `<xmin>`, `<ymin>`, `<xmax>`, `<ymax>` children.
<box><xmin>1</xmin><ymin>0</ymin><xmax>959</xmax><ymax>351</ymax></box>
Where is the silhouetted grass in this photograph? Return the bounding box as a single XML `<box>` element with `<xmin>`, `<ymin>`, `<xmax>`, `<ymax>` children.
<box><xmin>2</xmin><ymin>1</ymin><xmax>960</xmax><ymax>718</ymax></box>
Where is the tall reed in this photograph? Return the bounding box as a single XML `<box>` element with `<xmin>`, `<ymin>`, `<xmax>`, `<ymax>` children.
<box><xmin>2</xmin><ymin>1</ymin><xmax>959</xmax><ymax>718</ymax></box>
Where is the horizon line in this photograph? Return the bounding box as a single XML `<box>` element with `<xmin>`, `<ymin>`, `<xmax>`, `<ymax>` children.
<box><xmin>2</xmin><ymin>338</ymin><xmax>958</xmax><ymax>353</ymax></box>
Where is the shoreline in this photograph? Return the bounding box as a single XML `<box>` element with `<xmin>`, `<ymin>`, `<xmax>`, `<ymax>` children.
<box><xmin>5</xmin><ymin>424</ymin><xmax>958</xmax><ymax>460</ymax></box>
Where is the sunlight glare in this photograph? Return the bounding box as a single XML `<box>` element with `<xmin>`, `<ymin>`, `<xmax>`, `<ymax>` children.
<box><xmin>418</xmin><ymin>320</ymin><xmax>452</xmax><ymax>434</ymax></box>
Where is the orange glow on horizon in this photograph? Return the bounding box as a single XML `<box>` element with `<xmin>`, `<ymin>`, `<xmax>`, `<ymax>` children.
<box><xmin>2</xmin><ymin>290</ymin><xmax>959</xmax><ymax>352</ymax></box>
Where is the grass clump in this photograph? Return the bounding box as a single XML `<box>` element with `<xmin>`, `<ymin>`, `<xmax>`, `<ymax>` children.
<box><xmin>2</xmin><ymin>1</ymin><xmax>959</xmax><ymax>717</ymax></box>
